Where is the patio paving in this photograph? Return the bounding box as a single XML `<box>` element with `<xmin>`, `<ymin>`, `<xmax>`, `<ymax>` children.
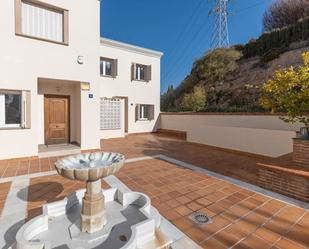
<box><xmin>0</xmin><ymin>133</ymin><xmax>297</xmax><ymax>185</ymax></box>
<box><xmin>5</xmin><ymin>158</ymin><xmax>308</xmax><ymax>249</ymax></box>
<box><xmin>0</xmin><ymin>134</ymin><xmax>308</xmax><ymax>248</ymax></box>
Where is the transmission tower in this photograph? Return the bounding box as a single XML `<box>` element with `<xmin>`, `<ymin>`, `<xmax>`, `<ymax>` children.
<box><xmin>209</xmin><ymin>0</ymin><xmax>231</xmax><ymax>49</ymax></box>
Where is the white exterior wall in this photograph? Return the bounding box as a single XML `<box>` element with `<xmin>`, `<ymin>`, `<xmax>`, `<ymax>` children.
<box><xmin>0</xmin><ymin>1</ymin><xmax>162</xmax><ymax>160</ymax></box>
<box><xmin>160</xmin><ymin>114</ymin><xmax>302</xmax><ymax>157</ymax></box>
<box><xmin>99</xmin><ymin>40</ymin><xmax>161</xmax><ymax>138</ymax></box>
<box><xmin>0</xmin><ymin>0</ymin><xmax>101</xmax><ymax>159</ymax></box>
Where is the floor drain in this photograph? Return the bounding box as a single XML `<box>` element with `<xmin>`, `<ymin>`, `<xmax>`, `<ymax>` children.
<box><xmin>119</xmin><ymin>235</ymin><xmax>128</xmax><ymax>242</ymax></box>
<box><xmin>190</xmin><ymin>212</ymin><xmax>212</xmax><ymax>225</ymax></box>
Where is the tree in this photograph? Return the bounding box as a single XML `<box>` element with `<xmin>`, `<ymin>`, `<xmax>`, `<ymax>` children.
<box><xmin>260</xmin><ymin>52</ymin><xmax>309</xmax><ymax>127</ymax></box>
<box><xmin>181</xmin><ymin>85</ymin><xmax>206</xmax><ymax>112</ymax></box>
<box><xmin>263</xmin><ymin>0</ymin><xmax>309</xmax><ymax>31</ymax></box>
<box><xmin>193</xmin><ymin>48</ymin><xmax>242</xmax><ymax>84</ymax></box>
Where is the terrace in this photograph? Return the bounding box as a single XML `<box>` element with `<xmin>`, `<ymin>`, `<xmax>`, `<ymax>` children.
<box><xmin>0</xmin><ymin>133</ymin><xmax>308</xmax><ymax>248</ymax></box>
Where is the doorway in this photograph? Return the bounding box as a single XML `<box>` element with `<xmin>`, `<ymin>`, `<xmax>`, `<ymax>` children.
<box><xmin>44</xmin><ymin>95</ymin><xmax>70</xmax><ymax>145</ymax></box>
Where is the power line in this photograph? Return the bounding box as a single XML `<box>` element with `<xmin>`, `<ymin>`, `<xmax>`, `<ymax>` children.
<box><xmin>162</xmin><ymin>3</ymin><xmax>213</xmax><ymax>81</ymax></box>
<box><xmin>162</xmin><ymin>0</ymin><xmax>210</xmax><ymax>80</ymax></box>
<box><xmin>165</xmin><ymin>0</ymin><xmax>206</xmax><ymax>61</ymax></box>
<box><xmin>162</xmin><ymin>0</ymin><xmax>271</xmax><ymax>90</ymax></box>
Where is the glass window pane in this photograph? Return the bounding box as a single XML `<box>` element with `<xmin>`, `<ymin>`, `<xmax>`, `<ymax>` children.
<box><xmin>136</xmin><ymin>66</ymin><xmax>140</xmax><ymax>80</ymax></box>
<box><xmin>5</xmin><ymin>94</ymin><xmax>21</xmax><ymax>124</ymax></box>
<box><xmin>140</xmin><ymin>66</ymin><xmax>145</xmax><ymax>80</ymax></box>
<box><xmin>144</xmin><ymin>105</ymin><xmax>150</xmax><ymax>119</ymax></box>
<box><xmin>100</xmin><ymin>60</ymin><xmax>104</xmax><ymax>75</ymax></box>
<box><xmin>105</xmin><ymin>61</ymin><xmax>112</xmax><ymax>76</ymax></box>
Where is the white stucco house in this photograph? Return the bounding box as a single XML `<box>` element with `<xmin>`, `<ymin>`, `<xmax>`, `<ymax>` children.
<box><xmin>0</xmin><ymin>0</ymin><xmax>163</xmax><ymax>160</ymax></box>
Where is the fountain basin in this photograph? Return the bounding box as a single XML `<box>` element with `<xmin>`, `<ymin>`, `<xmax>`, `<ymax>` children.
<box><xmin>55</xmin><ymin>152</ymin><xmax>125</xmax><ymax>181</ymax></box>
<box><xmin>15</xmin><ymin>187</ymin><xmax>171</xmax><ymax>249</ymax></box>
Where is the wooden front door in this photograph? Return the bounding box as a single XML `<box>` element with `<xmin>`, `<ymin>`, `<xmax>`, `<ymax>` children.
<box><xmin>44</xmin><ymin>95</ymin><xmax>70</xmax><ymax>145</ymax></box>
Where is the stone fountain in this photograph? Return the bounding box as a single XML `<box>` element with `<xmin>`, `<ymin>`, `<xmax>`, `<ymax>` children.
<box><xmin>13</xmin><ymin>152</ymin><xmax>171</xmax><ymax>249</ymax></box>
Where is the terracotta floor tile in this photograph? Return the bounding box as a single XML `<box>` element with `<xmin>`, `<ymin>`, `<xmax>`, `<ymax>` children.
<box><xmin>186</xmin><ymin>191</ymin><xmax>202</xmax><ymax>200</ymax></box>
<box><xmin>243</xmin><ymin>212</ymin><xmax>268</xmax><ymax>227</ymax></box>
<box><xmin>285</xmin><ymin>223</ymin><xmax>309</xmax><ymax>247</ymax></box>
<box><xmin>173</xmin><ymin>216</ymin><xmax>195</xmax><ymax>231</ymax></box>
<box><xmin>228</xmin><ymin>204</ymin><xmax>251</xmax><ymax>218</ymax></box>
<box><xmin>195</xmin><ymin>197</ymin><xmax>212</xmax><ymax>206</ymax></box>
<box><xmin>187</xmin><ymin>202</ymin><xmax>203</xmax><ymax>212</ymax></box>
<box><xmin>186</xmin><ymin>226</ymin><xmax>210</xmax><ymax>243</ymax></box>
<box><xmin>239</xmin><ymin>234</ymin><xmax>272</xmax><ymax>249</ymax></box>
<box><xmin>224</xmin><ymin>224</ymin><xmax>250</xmax><ymax>240</ymax></box>
<box><xmin>206</xmin><ymin>203</ymin><xmax>226</xmax><ymax>215</ymax></box>
<box><xmin>175</xmin><ymin>195</ymin><xmax>191</xmax><ymax>205</ymax></box>
<box><xmin>233</xmin><ymin>219</ymin><xmax>259</xmax><ymax>236</ymax></box>
<box><xmin>174</xmin><ymin>205</ymin><xmax>193</xmax><ymax>216</ymax></box>
<box><xmin>166</xmin><ymin>199</ymin><xmax>181</xmax><ymax>209</ymax></box>
<box><xmin>213</xmin><ymin>229</ymin><xmax>240</xmax><ymax>247</ymax></box>
<box><xmin>254</xmin><ymin>227</ymin><xmax>281</xmax><ymax>244</ymax></box>
<box><xmin>161</xmin><ymin>209</ymin><xmax>182</xmax><ymax>221</ymax></box>
<box><xmin>201</xmin><ymin>237</ymin><xmax>227</xmax><ymax>249</ymax></box>
<box><xmin>275</xmin><ymin>238</ymin><xmax>306</xmax><ymax>249</ymax></box>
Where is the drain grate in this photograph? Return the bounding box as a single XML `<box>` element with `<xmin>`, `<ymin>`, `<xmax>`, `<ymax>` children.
<box><xmin>190</xmin><ymin>212</ymin><xmax>212</xmax><ymax>225</ymax></box>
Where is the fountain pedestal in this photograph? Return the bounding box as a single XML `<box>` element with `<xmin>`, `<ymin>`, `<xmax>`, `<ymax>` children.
<box><xmin>81</xmin><ymin>179</ymin><xmax>107</xmax><ymax>233</ymax></box>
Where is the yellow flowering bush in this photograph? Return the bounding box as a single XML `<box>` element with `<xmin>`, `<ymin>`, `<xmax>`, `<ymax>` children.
<box><xmin>261</xmin><ymin>52</ymin><xmax>309</xmax><ymax>126</ymax></box>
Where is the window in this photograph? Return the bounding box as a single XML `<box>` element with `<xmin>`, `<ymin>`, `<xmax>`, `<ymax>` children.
<box><xmin>131</xmin><ymin>63</ymin><xmax>152</xmax><ymax>82</ymax></box>
<box><xmin>100</xmin><ymin>98</ymin><xmax>121</xmax><ymax>130</ymax></box>
<box><xmin>15</xmin><ymin>0</ymin><xmax>69</xmax><ymax>44</ymax></box>
<box><xmin>136</xmin><ymin>64</ymin><xmax>146</xmax><ymax>81</ymax></box>
<box><xmin>100</xmin><ymin>58</ymin><xmax>118</xmax><ymax>78</ymax></box>
<box><xmin>135</xmin><ymin>104</ymin><xmax>155</xmax><ymax>121</ymax></box>
<box><xmin>0</xmin><ymin>90</ymin><xmax>31</xmax><ymax>129</ymax></box>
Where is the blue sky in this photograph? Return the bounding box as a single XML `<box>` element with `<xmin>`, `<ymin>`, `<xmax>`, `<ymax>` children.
<box><xmin>100</xmin><ymin>0</ymin><xmax>272</xmax><ymax>93</ymax></box>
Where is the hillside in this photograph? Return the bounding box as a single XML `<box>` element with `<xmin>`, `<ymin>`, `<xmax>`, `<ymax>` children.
<box><xmin>162</xmin><ymin>17</ymin><xmax>309</xmax><ymax>112</ymax></box>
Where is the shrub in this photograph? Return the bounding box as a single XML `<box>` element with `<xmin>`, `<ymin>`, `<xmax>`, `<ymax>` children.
<box><xmin>261</xmin><ymin>48</ymin><xmax>283</xmax><ymax>63</ymax></box>
<box><xmin>181</xmin><ymin>85</ymin><xmax>206</xmax><ymax>112</ymax></box>
<box><xmin>263</xmin><ymin>0</ymin><xmax>309</xmax><ymax>31</ymax></box>
<box><xmin>243</xmin><ymin>17</ymin><xmax>309</xmax><ymax>59</ymax></box>
<box><xmin>261</xmin><ymin>52</ymin><xmax>309</xmax><ymax>126</ymax></box>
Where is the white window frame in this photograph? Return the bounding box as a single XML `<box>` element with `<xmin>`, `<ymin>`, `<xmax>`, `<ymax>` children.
<box><xmin>100</xmin><ymin>59</ymin><xmax>112</xmax><ymax>77</ymax></box>
<box><xmin>0</xmin><ymin>91</ymin><xmax>22</xmax><ymax>128</ymax></box>
<box><xmin>15</xmin><ymin>0</ymin><xmax>69</xmax><ymax>45</ymax></box>
<box><xmin>139</xmin><ymin>105</ymin><xmax>147</xmax><ymax>120</ymax></box>
<box><xmin>136</xmin><ymin>64</ymin><xmax>146</xmax><ymax>81</ymax></box>
<box><xmin>138</xmin><ymin>104</ymin><xmax>153</xmax><ymax>121</ymax></box>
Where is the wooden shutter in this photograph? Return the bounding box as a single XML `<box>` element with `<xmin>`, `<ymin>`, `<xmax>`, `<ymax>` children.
<box><xmin>146</xmin><ymin>65</ymin><xmax>152</xmax><ymax>82</ymax></box>
<box><xmin>135</xmin><ymin>104</ymin><xmax>139</xmax><ymax>122</ymax></box>
<box><xmin>112</xmin><ymin>59</ymin><xmax>118</xmax><ymax>78</ymax></box>
<box><xmin>131</xmin><ymin>63</ymin><xmax>136</xmax><ymax>81</ymax></box>
<box><xmin>149</xmin><ymin>105</ymin><xmax>155</xmax><ymax>120</ymax></box>
<box><xmin>22</xmin><ymin>91</ymin><xmax>31</xmax><ymax>128</ymax></box>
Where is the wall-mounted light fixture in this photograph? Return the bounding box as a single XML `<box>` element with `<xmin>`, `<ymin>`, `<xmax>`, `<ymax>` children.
<box><xmin>77</xmin><ymin>56</ymin><xmax>84</xmax><ymax>64</ymax></box>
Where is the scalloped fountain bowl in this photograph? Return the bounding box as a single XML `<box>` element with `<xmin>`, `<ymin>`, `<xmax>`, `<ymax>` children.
<box><xmin>55</xmin><ymin>152</ymin><xmax>125</xmax><ymax>181</ymax></box>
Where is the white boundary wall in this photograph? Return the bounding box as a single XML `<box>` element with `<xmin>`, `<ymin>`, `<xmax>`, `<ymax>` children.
<box><xmin>160</xmin><ymin>114</ymin><xmax>302</xmax><ymax>157</ymax></box>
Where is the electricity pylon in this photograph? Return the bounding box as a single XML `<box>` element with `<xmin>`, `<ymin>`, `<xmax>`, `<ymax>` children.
<box><xmin>209</xmin><ymin>0</ymin><xmax>231</xmax><ymax>49</ymax></box>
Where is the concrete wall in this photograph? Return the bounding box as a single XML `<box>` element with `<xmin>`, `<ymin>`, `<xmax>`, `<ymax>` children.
<box><xmin>160</xmin><ymin>113</ymin><xmax>302</xmax><ymax>157</ymax></box>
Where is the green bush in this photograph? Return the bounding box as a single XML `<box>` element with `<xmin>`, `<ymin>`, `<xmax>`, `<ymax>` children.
<box><xmin>262</xmin><ymin>48</ymin><xmax>283</xmax><ymax>63</ymax></box>
<box><xmin>243</xmin><ymin>17</ymin><xmax>309</xmax><ymax>59</ymax></box>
